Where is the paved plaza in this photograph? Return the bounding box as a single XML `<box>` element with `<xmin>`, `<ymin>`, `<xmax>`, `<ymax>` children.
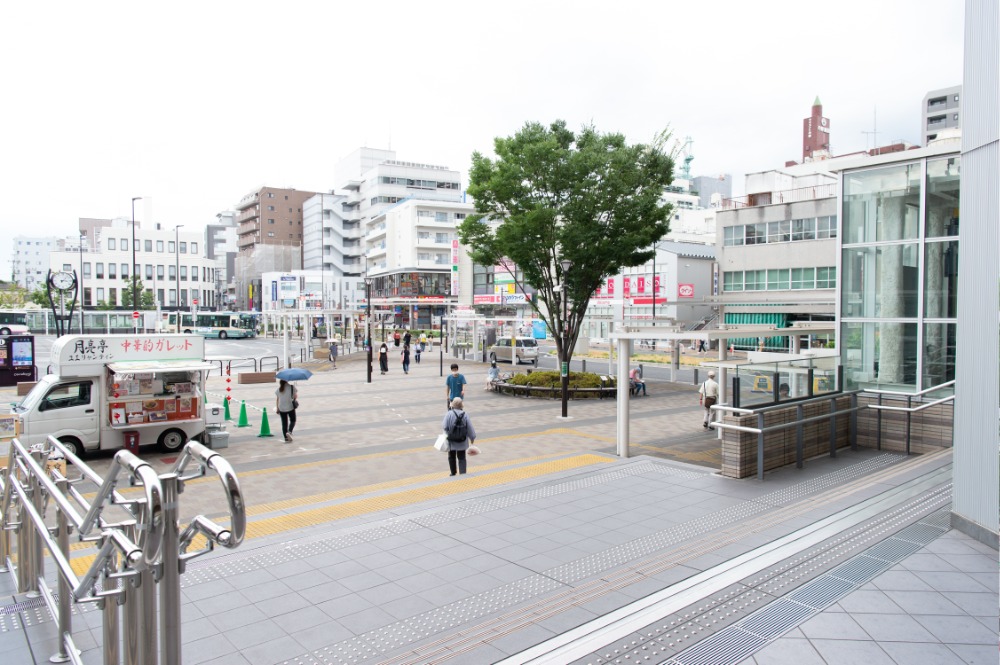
<box><xmin>0</xmin><ymin>349</ymin><xmax>995</xmax><ymax>664</ymax></box>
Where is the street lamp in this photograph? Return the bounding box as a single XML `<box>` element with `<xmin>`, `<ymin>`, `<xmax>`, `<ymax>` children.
<box><xmin>174</xmin><ymin>224</ymin><xmax>184</xmax><ymax>332</ymax></box>
<box><xmin>131</xmin><ymin>197</ymin><xmax>142</xmax><ymax>332</ymax></box>
<box><xmin>78</xmin><ymin>234</ymin><xmax>85</xmax><ymax>333</ymax></box>
<box><xmin>364</xmin><ymin>259</ymin><xmax>373</xmax><ymax>384</ymax></box>
<box><xmin>559</xmin><ymin>258</ymin><xmax>573</xmax><ymax>418</ymax></box>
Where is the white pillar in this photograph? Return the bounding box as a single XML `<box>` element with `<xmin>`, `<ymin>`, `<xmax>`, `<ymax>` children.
<box><xmin>616</xmin><ymin>338</ymin><xmax>632</xmax><ymax>458</ymax></box>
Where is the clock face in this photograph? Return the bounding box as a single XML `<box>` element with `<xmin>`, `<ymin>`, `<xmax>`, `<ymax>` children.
<box><xmin>51</xmin><ymin>271</ymin><xmax>75</xmax><ymax>291</ymax></box>
<box><xmin>820</xmin><ymin>118</ymin><xmax>828</xmax><ymax>127</ymax></box>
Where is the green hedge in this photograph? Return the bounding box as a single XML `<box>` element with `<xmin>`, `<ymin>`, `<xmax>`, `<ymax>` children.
<box><xmin>508</xmin><ymin>371</ymin><xmax>614</xmax><ymax>390</ymax></box>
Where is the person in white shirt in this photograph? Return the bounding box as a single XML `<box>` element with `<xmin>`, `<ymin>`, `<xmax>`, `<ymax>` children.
<box><xmin>699</xmin><ymin>371</ymin><xmax>719</xmax><ymax>429</ymax></box>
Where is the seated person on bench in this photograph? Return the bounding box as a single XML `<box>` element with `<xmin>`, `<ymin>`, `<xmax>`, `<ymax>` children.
<box><xmin>629</xmin><ymin>368</ymin><xmax>647</xmax><ymax>396</ymax></box>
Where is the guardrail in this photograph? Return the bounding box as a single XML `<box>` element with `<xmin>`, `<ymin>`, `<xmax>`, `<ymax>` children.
<box><xmin>0</xmin><ymin>437</ymin><xmax>244</xmax><ymax>665</ymax></box>
<box><xmin>864</xmin><ymin>380</ymin><xmax>955</xmax><ymax>455</ymax></box>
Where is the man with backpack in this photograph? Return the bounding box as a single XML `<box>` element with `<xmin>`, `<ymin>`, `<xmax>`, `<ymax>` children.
<box><xmin>441</xmin><ymin>397</ymin><xmax>477</xmax><ymax>476</ymax></box>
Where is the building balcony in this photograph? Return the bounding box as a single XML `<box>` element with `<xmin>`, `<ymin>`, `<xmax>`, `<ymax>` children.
<box><xmin>721</xmin><ymin>182</ymin><xmax>837</xmax><ymax>210</ymax></box>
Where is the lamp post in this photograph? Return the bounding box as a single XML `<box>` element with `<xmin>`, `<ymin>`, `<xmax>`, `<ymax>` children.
<box><xmin>78</xmin><ymin>234</ymin><xmax>85</xmax><ymax>333</ymax></box>
<box><xmin>559</xmin><ymin>259</ymin><xmax>573</xmax><ymax>418</ymax></box>
<box><xmin>131</xmin><ymin>197</ymin><xmax>142</xmax><ymax>333</ymax></box>
<box><xmin>364</xmin><ymin>259</ymin><xmax>373</xmax><ymax>384</ymax></box>
<box><xmin>174</xmin><ymin>225</ymin><xmax>184</xmax><ymax>332</ymax></box>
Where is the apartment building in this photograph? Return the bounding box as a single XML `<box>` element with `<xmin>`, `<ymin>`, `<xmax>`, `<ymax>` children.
<box><xmin>206</xmin><ymin>211</ymin><xmax>238</xmax><ymax>310</ymax></box>
<box><xmin>922</xmin><ymin>85</ymin><xmax>961</xmax><ymax>144</ymax></box>
<box><xmin>302</xmin><ymin>192</ymin><xmax>363</xmax><ymax>278</ymax></box>
<box><xmin>11</xmin><ymin>236</ymin><xmax>60</xmax><ymax>291</ymax></box>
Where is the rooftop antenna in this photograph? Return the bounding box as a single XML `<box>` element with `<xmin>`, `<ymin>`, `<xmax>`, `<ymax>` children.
<box><xmin>861</xmin><ymin>107</ymin><xmax>879</xmax><ymax>151</ymax></box>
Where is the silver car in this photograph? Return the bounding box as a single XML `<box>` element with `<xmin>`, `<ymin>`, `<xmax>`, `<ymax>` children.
<box><xmin>489</xmin><ymin>337</ymin><xmax>539</xmax><ymax>365</ymax></box>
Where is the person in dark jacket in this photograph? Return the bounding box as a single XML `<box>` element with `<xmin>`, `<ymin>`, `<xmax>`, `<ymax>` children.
<box><xmin>401</xmin><ymin>344</ymin><xmax>411</xmax><ymax>374</ymax></box>
<box><xmin>378</xmin><ymin>342</ymin><xmax>389</xmax><ymax>374</ymax></box>
<box><xmin>441</xmin><ymin>397</ymin><xmax>477</xmax><ymax>476</ymax></box>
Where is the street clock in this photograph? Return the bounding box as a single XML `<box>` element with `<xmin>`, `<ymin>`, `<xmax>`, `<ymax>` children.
<box><xmin>49</xmin><ymin>270</ymin><xmax>77</xmax><ymax>292</ymax></box>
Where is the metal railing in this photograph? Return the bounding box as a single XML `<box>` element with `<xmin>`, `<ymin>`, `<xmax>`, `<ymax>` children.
<box><xmin>0</xmin><ymin>437</ymin><xmax>244</xmax><ymax>665</ymax></box>
<box><xmin>863</xmin><ymin>380</ymin><xmax>956</xmax><ymax>455</ymax></box>
<box><xmin>710</xmin><ymin>392</ymin><xmax>860</xmax><ymax>481</ymax></box>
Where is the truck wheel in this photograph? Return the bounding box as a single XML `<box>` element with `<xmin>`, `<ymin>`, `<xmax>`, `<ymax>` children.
<box><xmin>0</xmin><ymin>327</ymin><xmax>10</xmax><ymax>335</ymax></box>
<box><xmin>157</xmin><ymin>428</ymin><xmax>186</xmax><ymax>453</ymax></box>
<box><xmin>219</xmin><ymin>331</ymin><xmax>228</xmax><ymax>339</ymax></box>
<box><xmin>57</xmin><ymin>436</ymin><xmax>83</xmax><ymax>458</ymax></box>
<box><xmin>183</xmin><ymin>329</ymin><xmax>192</xmax><ymax>334</ymax></box>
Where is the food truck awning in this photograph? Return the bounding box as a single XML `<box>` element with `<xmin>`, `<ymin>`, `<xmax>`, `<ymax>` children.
<box><xmin>107</xmin><ymin>361</ymin><xmax>216</xmax><ymax>373</ymax></box>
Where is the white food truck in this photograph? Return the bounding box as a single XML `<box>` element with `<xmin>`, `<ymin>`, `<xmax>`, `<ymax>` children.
<box><xmin>12</xmin><ymin>334</ymin><xmax>217</xmax><ymax>455</ymax></box>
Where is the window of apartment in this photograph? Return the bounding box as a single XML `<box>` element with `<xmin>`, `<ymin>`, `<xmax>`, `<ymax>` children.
<box><xmin>816</xmin><ymin>266</ymin><xmax>836</xmax><ymax>289</ymax></box>
<box><xmin>168</xmin><ymin>241</ymin><xmax>175</xmax><ymax>253</ymax></box>
<box><xmin>284</xmin><ymin>195</ymin><xmax>288</xmax><ymax>200</ymax></box>
<box><xmin>745</xmin><ymin>223</ymin><xmax>766</xmax><ymax>245</ymax></box>
<box><xmin>418</xmin><ymin>231</ymin><xmax>431</xmax><ymax>240</ymax></box>
<box><xmin>143</xmin><ymin>264</ymin><xmax>152</xmax><ymax>280</ymax></box>
<box><xmin>791</xmin><ymin>218</ymin><xmax>815</xmax><ymax>241</ymax></box>
<box><xmin>179</xmin><ymin>242</ymin><xmax>187</xmax><ymax>254</ymax></box>
<box><xmin>418</xmin><ymin>252</ymin><xmax>432</xmax><ymax>261</ymax></box>
<box><xmin>157</xmin><ymin>240</ymin><xmax>164</xmax><ymax>252</ymax></box>
<box><xmin>268</xmin><ymin>219</ymin><xmax>275</xmax><ymax>224</ymax></box>
<box><xmin>435</xmin><ymin>212</ymin><xmax>448</xmax><ymax>222</ymax></box>
<box><xmin>168</xmin><ymin>265</ymin><xmax>176</xmax><ymax>280</ymax></box>
<box><xmin>157</xmin><ymin>265</ymin><xmax>164</xmax><ymax>279</ymax></box>
<box><xmin>454</xmin><ymin>213</ymin><xmax>466</xmax><ymax>220</ymax></box>
<box><xmin>790</xmin><ymin>267</ymin><xmax>815</xmax><ymax>290</ymax></box>
<box><xmin>267</xmin><ymin>192</ymin><xmax>274</xmax><ymax>198</ymax></box>
<box><xmin>180</xmin><ymin>266</ymin><xmax>187</xmax><ymax>281</ymax></box>
<box><xmin>83</xmin><ymin>288</ymin><xmax>92</xmax><ymax>306</ymax></box>
<box><xmin>744</xmin><ymin>269</ymin><xmax>766</xmax><ymax>291</ymax></box>
<box><xmin>435</xmin><ymin>232</ymin><xmax>450</xmax><ymax>243</ymax></box>
<box><xmin>121</xmin><ymin>263</ymin><xmax>128</xmax><ymax>277</ymax></box>
<box><xmin>724</xmin><ymin>226</ymin><xmax>744</xmax><ymax>246</ymax></box>
<box><xmin>134</xmin><ymin>239</ymin><xmax>140</xmax><ymax>252</ymax></box>
<box><xmin>723</xmin><ymin>272</ymin><xmax>744</xmax><ymax>292</ymax></box>
<box><xmin>267</xmin><ymin>231</ymin><xmax>275</xmax><ymax>237</ymax></box>
<box><xmin>190</xmin><ymin>242</ymin><xmax>198</xmax><ymax>254</ymax></box>
<box><xmin>267</xmin><ymin>205</ymin><xmax>275</xmax><ymax>211</ymax></box>
<box><xmin>96</xmin><ymin>288</ymin><xmax>105</xmax><ymax>302</ymax></box>
<box><xmin>108</xmin><ymin>288</ymin><xmax>117</xmax><ymax>306</ymax></box>
<box><xmin>417</xmin><ymin>210</ymin><xmax>434</xmax><ymax>218</ymax></box>
<box><xmin>121</xmin><ymin>238</ymin><xmax>128</xmax><ymax>249</ymax></box>
<box><xmin>157</xmin><ymin>289</ymin><xmax>164</xmax><ymax>305</ymax></box>
<box><xmin>95</xmin><ymin>263</ymin><xmax>104</xmax><ymax>278</ymax></box>
<box><xmin>108</xmin><ymin>238</ymin><xmax>116</xmax><ymax>250</ymax></box>
<box><xmin>767</xmin><ymin>221</ymin><xmax>790</xmax><ymax>243</ymax></box>
<box><xmin>766</xmin><ymin>269</ymin><xmax>790</xmax><ymax>290</ymax></box>
<box><xmin>191</xmin><ymin>266</ymin><xmax>198</xmax><ymax>282</ymax></box>
<box><xmin>144</xmin><ymin>240</ymin><xmax>152</xmax><ymax>252</ymax></box>
<box><xmin>168</xmin><ymin>289</ymin><xmax>176</xmax><ymax>306</ymax></box>
<box><xmin>110</xmin><ymin>263</ymin><xmax>120</xmax><ymax>279</ymax></box>
<box><xmin>816</xmin><ymin>216</ymin><xmax>837</xmax><ymax>239</ymax></box>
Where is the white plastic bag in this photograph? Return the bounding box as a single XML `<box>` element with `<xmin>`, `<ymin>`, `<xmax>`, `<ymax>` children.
<box><xmin>434</xmin><ymin>433</ymin><xmax>450</xmax><ymax>452</ymax></box>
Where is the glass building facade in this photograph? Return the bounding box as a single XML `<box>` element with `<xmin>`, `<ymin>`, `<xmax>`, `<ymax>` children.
<box><xmin>840</xmin><ymin>153</ymin><xmax>960</xmax><ymax>392</ymax></box>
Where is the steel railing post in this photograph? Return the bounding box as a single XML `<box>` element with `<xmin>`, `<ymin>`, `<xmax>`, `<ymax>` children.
<box><xmin>16</xmin><ymin>498</ymin><xmax>30</xmax><ymax>590</ymax></box>
<box><xmin>828</xmin><ymin>397</ymin><xmax>838</xmax><ymax>458</ymax></box>
<box><xmin>102</xmin><ymin>555</ymin><xmax>120</xmax><ymax>665</ymax></box>
<box><xmin>123</xmin><ymin>524</ymin><xmax>140</xmax><ymax>665</ymax></box>
<box><xmin>756</xmin><ymin>412</ymin><xmax>766</xmax><ymax>481</ymax></box>
<box><xmin>795</xmin><ymin>404</ymin><xmax>804</xmax><ymax>469</ymax></box>
<box><xmin>772</xmin><ymin>371</ymin><xmax>779</xmax><ymax>403</ymax></box>
<box><xmin>159</xmin><ymin>473</ymin><xmax>182</xmax><ymax>665</ymax></box>
<box><xmin>807</xmin><ymin>368</ymin><xmax>814</xmax><ymax>397</ymax></box>
<box><xmin>850</xmin><ymin>393</ymin><xmax>858</xmax><ymax>451</ymax></box>
<box><xmin>52</xmin><ymin>474</ymin><xmax>72</xmax><ymax>663</ymax></box>
<box><xmin>876</xmin><ymin>394</ymin><xmax>883</xmax><ymax>450</ymax></box>
<box><xmin>905</xmin><ymin>395</ymin><xmax>912</xmax><ymax>455</ymax></box>
<box><xmin>26</xmin><ymin>448</ymin><xmax>45</xmax><ymax>598</ymax></box>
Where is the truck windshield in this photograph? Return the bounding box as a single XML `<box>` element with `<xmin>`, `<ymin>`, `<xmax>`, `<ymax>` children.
<box><xmin>13</xmin><ymin>375</ymin><xmax>58</xmax><ymax>413</ymax></box>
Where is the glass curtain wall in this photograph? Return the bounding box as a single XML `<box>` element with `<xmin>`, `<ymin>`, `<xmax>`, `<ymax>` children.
<box><xmin>840</xmin><ymin>155</ymin><xmax>960</xmax><ymax>392</ymax></box>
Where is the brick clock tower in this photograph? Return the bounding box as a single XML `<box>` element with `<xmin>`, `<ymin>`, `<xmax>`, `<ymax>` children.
<box><xmin>802</xmin><ymin>96</ymin><xmax>830</xmax><ymax>161</ymax></box>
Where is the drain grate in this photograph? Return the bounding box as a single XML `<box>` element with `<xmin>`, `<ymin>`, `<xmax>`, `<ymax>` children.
<box><xmin>668</xmin><ymin>629</ymin><xmax>765</xmax><ymax>665</ymax></box>
<box><xmin>788</xmin><ymin>576</ymin><xmax>855</xmax><ymax>608</ymax></box>
<box><xmin>0</xmin><ymin>596</ymin><xmax>47</xmax><ymax>616</ymax></box>
<box><xmin>828</xmin><ymin>555</ymin><xmax>890</xmax><ymax>584</ymax></box>
<box><xmin>864</xmin><ymin>536</ymin><xmax>924</xmax><ymax>563</ymax></box>
<box><xmin>736</xmin><ymin>598</ymin><xmax>814</xmax><ymax>640</ymax></box>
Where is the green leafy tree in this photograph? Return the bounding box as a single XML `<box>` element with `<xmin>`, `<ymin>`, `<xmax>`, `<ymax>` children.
<box><xmin>459</xmin><ymin>120</ymin><xmax>675</xmax><ymax>367</ymax></box>
<box><xmin>95</xmin><ymin>299</ymin><xmax>115</xmax><ymax>311</ymax></box>
<box><xmin>122</xmin><ymin>279</ymin><xmax>156</xmax><ymax>310</ymax></box>
<box><xmin>0</xmin><ymin>284</ymin><xmax>30</xmax><ymax>308</ymax></box>
<box><xmin>27</xmin><ymin>286</ymin><xmax>54</xmax><ymax>309</ymax></box>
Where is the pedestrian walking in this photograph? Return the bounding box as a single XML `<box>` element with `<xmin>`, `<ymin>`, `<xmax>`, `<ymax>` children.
<box><xmin>403</xmin><ymin>329</ymin><xmax>412</xmax><ymax>347</ymax></box>
<box><xmin>401</xmin><ymin>344</ymin><xmax>411</xmax><ymax>374</ymax></box>
<box><xmin>378</xmin><ymin>342</ymin><xmax>389</xmax><ymax>374</ymax></box>
<box><xmin>414</xmin><ymin>344</ymin><xmax>421</xmax><ymax>364</ymax></box>
<box><xmin>419</xmin><ymin>332</ymin><xmax>428</xmax><ymax>352</ymax></box>
<box><xmin>699</xmin><ymin>371</ymin><xmax>719</xmax><ymax>429</ymax></box>
<box><xmin>328</xmin><ymin>340</ymin><xmax>338</xmax><ymax>369</ymax></box>
<box><xmin>393</xmin><ymin>329</ymin><xmax>401</xmax><ymax>347</ymax></box>
<box><xmin>442</xmin><ymin>397</ymin><xmax>476</xmax><ymax>476</ymax></box>
<box><xmin>446</xmin><ymin>363</ymin><xmax>466</xmax><ymax>408</ymax></box>
<box><xmin>274</xmin><ymin>379</ymin><xmax>298</xmax><ymax>443</ymax></box>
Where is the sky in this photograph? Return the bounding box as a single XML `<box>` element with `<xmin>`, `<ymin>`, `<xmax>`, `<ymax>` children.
<box><xmin>0</xmin><ymin>0</ymin><xmax>965</xmax><ymax>279</ymax></box>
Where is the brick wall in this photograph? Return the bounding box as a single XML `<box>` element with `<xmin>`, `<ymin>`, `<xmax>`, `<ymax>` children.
<box><xmin>854</xmin><ymin>395</ymin><xmax>954</xmax><ymax>454</ymax></box>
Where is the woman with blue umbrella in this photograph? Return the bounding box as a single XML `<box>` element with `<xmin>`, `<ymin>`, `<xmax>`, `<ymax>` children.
<box><xmin>275</xmin><ymin>368</ymin><xmax>311</xmax><ymax>443</ymax></box>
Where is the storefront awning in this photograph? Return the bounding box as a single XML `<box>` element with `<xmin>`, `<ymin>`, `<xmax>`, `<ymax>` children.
<box><xmin>107</xmin><ymin>361</ymin><xmax>216</xmax><ymax>374</ymax></box>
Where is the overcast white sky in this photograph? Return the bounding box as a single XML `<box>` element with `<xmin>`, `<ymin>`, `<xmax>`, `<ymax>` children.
<box><xmin>1</xmin><ymin>0</ymin><xmax>964</xmax><ymax>278</ymax></box>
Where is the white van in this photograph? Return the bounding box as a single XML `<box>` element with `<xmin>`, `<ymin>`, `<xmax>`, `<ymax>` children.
<box><xmin>12</xmin><ymin>334</ymin><xmax>214</xmax><ymax>456</ymax></box>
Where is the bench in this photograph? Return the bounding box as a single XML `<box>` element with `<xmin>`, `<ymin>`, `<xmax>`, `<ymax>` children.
<box><xmin>237</xmin><ymin>371</ymin><xmax>277</xmax><ymax>385</ymax></box>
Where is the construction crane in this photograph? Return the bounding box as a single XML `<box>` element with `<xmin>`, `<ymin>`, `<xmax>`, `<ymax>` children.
<box><xmin>673</xmin><ymin>136</ymin><xmax>694</xmax><ymax>180</ymax></box>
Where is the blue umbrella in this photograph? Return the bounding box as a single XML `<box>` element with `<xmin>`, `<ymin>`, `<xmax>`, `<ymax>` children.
<box><xmin>276</xmin><ymin>368</ymin><xmax>313</xmax><ymax>382</ymax></box>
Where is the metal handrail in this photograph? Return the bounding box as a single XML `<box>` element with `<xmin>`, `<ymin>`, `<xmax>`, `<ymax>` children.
<box><xmin>867</xmin><ymin>393</ymin><xmax>955</xmax><ymax>413</ymax></box>
<box><xmin>862</xmin><ymin>379</ymin><xmax>955</xmax><ymax>398</ymax></box>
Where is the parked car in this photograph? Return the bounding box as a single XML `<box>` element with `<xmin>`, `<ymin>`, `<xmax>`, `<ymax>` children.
<box><xmin>489</xmin><ymin>337</ymin><xmax>539</xmax><ymax>365</ymax></box>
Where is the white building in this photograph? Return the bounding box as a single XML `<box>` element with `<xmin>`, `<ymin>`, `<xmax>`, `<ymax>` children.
<box><xmin>206</xmin><ymin>211</ymin><xmax>238</xmax><ymax>309</ymax></box>
<box><xmin>11</xmin><ymin>236</ymin><xmax>60</xmax><ymax>291</ymax></box>
<box><xmin>922</xmin><ymin>85</ymin><xmax>962</xmax><ymax>145</ymax></box>
<box><xmin>302</xmin><ymin>192</ymin><xmax>363</xmax><ymax>278</ymax></box>
<box><xmin>48</xmin><ymin>219</ymin><xmax>219</xmax><ymax>310</ymax></box>
<box><xmin>260</xmin><ymin>270</ymin><xmax>367</xmax><ymax>312</ymax></box>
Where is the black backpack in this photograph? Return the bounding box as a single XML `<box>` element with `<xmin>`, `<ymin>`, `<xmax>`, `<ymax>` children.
<box><xmin>447</xmin><ymin>411</ymin><xmax>468</xmax><ymax>442</ymax></box>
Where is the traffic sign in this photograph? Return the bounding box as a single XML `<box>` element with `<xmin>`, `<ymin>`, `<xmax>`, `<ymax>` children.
<box><xmin>193</xmin><ymin>298</ymin><xmax>199</xmax><ymax>305</ymax></box>
<box><xmin>132</xmin><ymin>311</ymin><xmax>140</xmax><ymax>320</ymax></box>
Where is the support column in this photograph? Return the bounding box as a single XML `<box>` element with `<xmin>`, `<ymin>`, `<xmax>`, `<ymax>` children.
<box><xmin>615</xmin><ymin>338</ymin><xmax>632</xmax><ymax>458</ymax></box>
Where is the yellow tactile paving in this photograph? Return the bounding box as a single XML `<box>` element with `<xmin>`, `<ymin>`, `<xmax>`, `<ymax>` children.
<box><xmin>67</xmin><ymin>453</ymin><xmax>612</xmax><ymax>576</ymax></box>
